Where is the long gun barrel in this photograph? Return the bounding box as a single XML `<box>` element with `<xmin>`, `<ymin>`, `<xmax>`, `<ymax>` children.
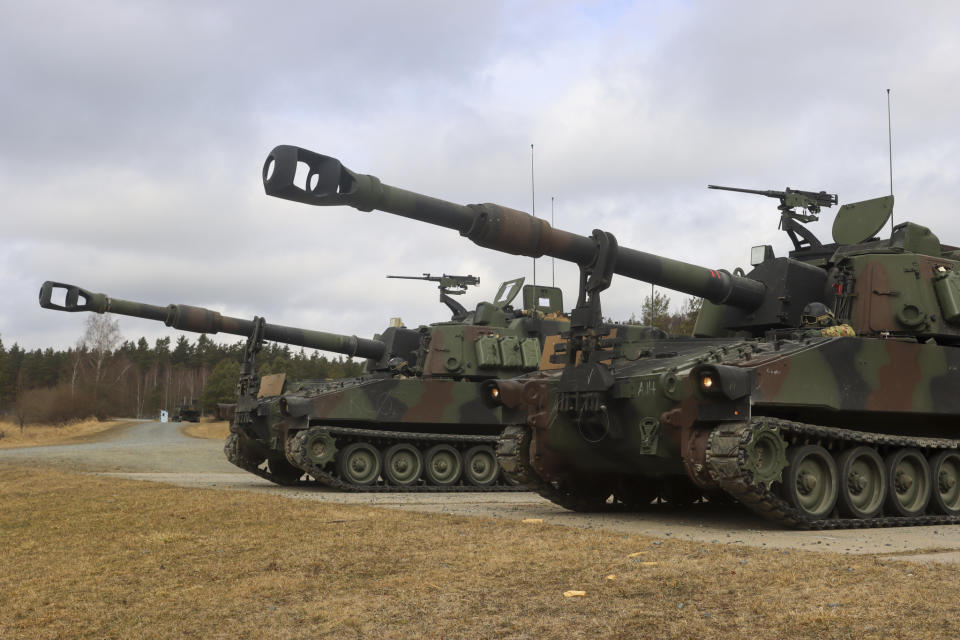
<box><xmin>38</xmin><ymin>281</ymin><xmax>387</xmax><ymax>360</ymax></box>
<box><xmin>263</xmin><ymin>146</ymin><xmax>766</xmax><ymax>309</ymax></box>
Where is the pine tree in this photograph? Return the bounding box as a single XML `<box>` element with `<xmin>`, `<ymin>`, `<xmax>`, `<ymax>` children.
<box><xmin>200</xmin><ymin>359</ymin><xmax>241</xmax><ymax>412</ymax></box>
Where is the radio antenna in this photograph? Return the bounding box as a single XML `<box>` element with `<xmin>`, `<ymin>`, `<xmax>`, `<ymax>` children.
<box><xmin>551</xmin><ymin>196</ymin><xmax>555</xmax><ymax>287</ymax></box>
<box><xmin>531</xmin><ymin>143</ymin><xmax>536</xmax><ymax>287</ymax></box>
<box><xmin>887</xmin><ymin>89</ymin><xmax>894</xmax><ymax>230</ymax></box>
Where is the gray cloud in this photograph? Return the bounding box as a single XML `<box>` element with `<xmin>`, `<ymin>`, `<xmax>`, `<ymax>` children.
<box><xmin>4</xmin><ymin>0</ymin><xmax>960</xmax><ymax>353</ymax></box>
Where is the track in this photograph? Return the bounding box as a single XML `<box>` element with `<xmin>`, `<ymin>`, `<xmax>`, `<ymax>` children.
<box><xmin>707</xmin><ymin>418</ymin><xmax>960</xmax><ymax>529</ymax></box>
<box><xmin>283</xmin><ymin>426</ymin><xmax>526</xmax><ymax>492</ymax></box>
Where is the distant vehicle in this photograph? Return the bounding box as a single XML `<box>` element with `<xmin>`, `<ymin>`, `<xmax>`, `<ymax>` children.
<box><xmin>171</xmin><ymin>398</ymin><xmax>200</xmax><ymax>423</ymax></box>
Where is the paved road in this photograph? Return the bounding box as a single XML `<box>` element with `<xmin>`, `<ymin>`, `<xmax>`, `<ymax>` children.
<box><xmin>0</xmin><ymin>421</ymin><xmax>235</xmax><ymax>473</ymax></box>
<box><xmin>3</xmin><ymin>421</ymin><xmax>959</xmax><ymax>562</ymax></box>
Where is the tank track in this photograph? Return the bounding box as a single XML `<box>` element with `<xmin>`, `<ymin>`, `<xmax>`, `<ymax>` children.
<box><xmin>286</xmin><ymin>426</ymin><xmax>527</xmax><ymax>493</ymax></box>
<box><xmin>707</xmin><ymin>417</ymin><xmax>960</xmax><ymax>529</ymax></box>
<box><xmin>497</xmin><ymin>426</ymin><xmax>617</xmax><ymax>511</ymax></box>
<box><xmin>224</xmin><ymin>433</ymin><xmax>318</xmax><ymax>487</ymax></box>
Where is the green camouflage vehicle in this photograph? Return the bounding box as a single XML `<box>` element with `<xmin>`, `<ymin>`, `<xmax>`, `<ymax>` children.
<box><xmin>39</xmin><ymin>275</ymin><xmax>569</xmax><ymax>491</ymax></box>
<box><xmin>263</xmin><ymin>144</ymin><xmax>960</xmax><ymax>528</ymax></box>
<box><xmin>171</xmin><ymin>397</ymin><xmax>201</xmax><ymax>423</ymax></box>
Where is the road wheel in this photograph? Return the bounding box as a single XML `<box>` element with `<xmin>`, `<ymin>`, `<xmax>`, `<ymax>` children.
<box><xmin>836</xmin><ymin>446</ymin><xmax>886</xmax><ymax>519</ymax></box>
<box><xmin>783</xmin><ymin>444</ymin><xmax>839</xmax><ymax>519</ymax></box>
<box><xmin>335</xmin><ymin>442</ymin><xmax>382</xmax><ymax>486</ymax></box>
<box><xmin>463</xmin><ymin>445</ymin><xmax>499</xmax><ymax>486</ymax></box>
<box><xmin>884</xmin><ymin>448</ymin><xmax>931</xmax><ymax>517</ymax></box>
<box><xmin>424</xmin><ymin>444</ymin><xmax>463</xmax><ymax>486</ymax></box>
<box><xmin>383</xmin><ymin>443</ymin><xmax>423</xmax><ymax>487</ymax></box>
<box><xmin>930</xmin><ymin>450</ymin><xmax>960</xmax><ymax>515</ymax></box>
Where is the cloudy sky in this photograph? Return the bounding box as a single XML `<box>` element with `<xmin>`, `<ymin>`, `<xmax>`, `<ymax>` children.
<box><xmin>4</xmin><ymin>1</ymin><xmax>960</xmax><ymax>353</ymax></box>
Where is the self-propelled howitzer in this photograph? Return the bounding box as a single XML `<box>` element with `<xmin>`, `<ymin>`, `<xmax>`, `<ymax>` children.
<box><xmin>39</xmin><ymin>277</ymin><xmax>571</xmax><ymax>491</ymax></box>
<box><xmin>264</xmin><ymin>145</ymin><xmax>960</xmax><ymax>529</ymax></box>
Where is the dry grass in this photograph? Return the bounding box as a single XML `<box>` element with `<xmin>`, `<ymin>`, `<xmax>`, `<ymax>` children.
<box><xmin>0</xmin><ymin>419</ymin><xmax>136</xmax><ymax>449</ymax></box>
<box><xmin>0</xmin><ymin>465</ymin><xmax>958</xmax><ymax>639</ymax></box>
<box><xmin>180</xmin><ymin>420</ymin><xmax>230</xmax><ymax>440</ymax></box>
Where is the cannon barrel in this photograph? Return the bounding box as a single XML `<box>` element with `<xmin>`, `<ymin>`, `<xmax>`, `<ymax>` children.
<box><xmin>263</xmin><ymin>145</ymin><xmax>766</xmax><ymax>309</ymax></box>
<box><xmin>38</xmin><ymin>281</ymin><xmax>387</xmax><ymax>360</ymax></box>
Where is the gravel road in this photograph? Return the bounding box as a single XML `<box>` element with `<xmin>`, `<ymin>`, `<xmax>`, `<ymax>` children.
<box><xmin>3</xmin><ymin>420</ymin><xmax>959</xmax><ymax>563</ymax></box>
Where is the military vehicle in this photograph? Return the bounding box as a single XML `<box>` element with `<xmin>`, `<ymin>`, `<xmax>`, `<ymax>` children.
<box><xmin>38</xmin><ymin>274</ymin><xmax>569</xmax><ymax>491</ymax></box>
<box><xmin>171</xmin><ymin>397</ymin><xmax>201</xmax><ymax>422</ymax></box>
<box><xmin>262</xmin><ymin>143</ymin><xmax>960</xmax><ymax>528</ymax></box>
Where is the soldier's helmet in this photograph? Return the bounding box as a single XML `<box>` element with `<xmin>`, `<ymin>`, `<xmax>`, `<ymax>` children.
<box><xmin>801</xmin><ymin>302</ymin><xmax>835</xmax><ymax>328</ymax></box>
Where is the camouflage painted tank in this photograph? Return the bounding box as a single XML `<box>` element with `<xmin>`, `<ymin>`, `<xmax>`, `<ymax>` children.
<box><xmin>263</xmin><ymin>144</ymin><xmax>960</xmax><ymax>528</ymax></box>
<box><xmin>39</xmin><ymin>276</ymin><xmax>569</xmax><ymax>491</ymax></box>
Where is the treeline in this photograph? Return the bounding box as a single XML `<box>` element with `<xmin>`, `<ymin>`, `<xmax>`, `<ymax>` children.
<box><xmin>632</xmin><ymin>293</ymin><xmax>702</xmax><ymax>336</ymax></box>
<box><xmin>0</xmin><ymin>314</ymin><xmax>364</xmax><ymax>426</ymax></box>
<box><xmin>2</xmin><ymin>295</ymin><xmax>702</xmax><ymax>427</ymax></box>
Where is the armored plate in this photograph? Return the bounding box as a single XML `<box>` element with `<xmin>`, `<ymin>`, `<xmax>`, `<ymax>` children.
<box><xmin>832</xmin><ymin>195</ymin><xmax>894</xmax><ymax>244</ymax></box>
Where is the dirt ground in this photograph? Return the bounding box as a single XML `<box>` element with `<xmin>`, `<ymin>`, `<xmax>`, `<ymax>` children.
<box><xmin>2</xmin><ymin>420</ymin><xmax>959</xmax><ymax>563</ymax></box>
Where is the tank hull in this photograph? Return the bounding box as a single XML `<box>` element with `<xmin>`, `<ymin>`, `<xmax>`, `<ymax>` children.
<box><xmin>496</xmin><ymin>334</ymin><xmax>960</xmax><ymax>527</ymax></box>
<box><xmin>230</xmin><ymin>376</ymin><xmax>535</xmax><ymax>491</ymax></box>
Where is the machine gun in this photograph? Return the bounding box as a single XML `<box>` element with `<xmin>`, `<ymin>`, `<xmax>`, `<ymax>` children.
<box><xmin>387</xmin><ymin>273</ymin><xmax>480</xmax><ymax>320</ymax></box>
<box><xmin>708</xmin><ymin>184</ymin><xmax>839</xmax><ymax>252</ymax></box>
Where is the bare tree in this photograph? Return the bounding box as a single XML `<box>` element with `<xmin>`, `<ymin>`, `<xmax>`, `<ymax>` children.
<box><xmin>69</xmin><ymin>340</ymin><xmax>87</xmax><ymax>397</ymax></box>
<box><xmin>82</xmin><ymin>314</ymin><xmax>120</xmax><ymax>386</ymax></box>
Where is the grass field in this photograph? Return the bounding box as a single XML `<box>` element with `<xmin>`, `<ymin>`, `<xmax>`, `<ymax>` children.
<box><xmin>180</xmin><ymin>420</ymin><xmax>230</xmax><ymax>440</ymax></box>
<box><xmin>0</xmin><ymin>419</ymin><xmax>136</xmax><ymax>449</ymax></box>
<box><xmin>1</xmin><ymin>464</ymin><xmax>958</xmax><ymax>639</ymax></box>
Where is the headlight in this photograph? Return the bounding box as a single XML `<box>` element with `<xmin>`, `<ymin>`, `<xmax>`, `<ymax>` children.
<box><xmin>691</xmin><ymin>364</ymin><xmax>754</xmax><ymax>400</ymax></box>
<box><xmin>700</xmin><ymin>374</ymin><xmax>714</xmax><ymax>391</ymax></box>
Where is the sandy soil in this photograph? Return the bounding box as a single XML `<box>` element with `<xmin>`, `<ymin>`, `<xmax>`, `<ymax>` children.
<box><xmin>3</xmin><ymin>420</ymin><xmax>958</xmax><ymax>563</ymax></box>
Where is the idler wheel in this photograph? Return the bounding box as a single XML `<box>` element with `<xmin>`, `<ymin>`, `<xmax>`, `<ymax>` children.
<box><xmin>335</xmin><ymin>442</ymin><xmax>382</xmax><ymax>486</ymax></box>
<box><xmin>463</xmin><ymin>445</ymin><xmax>499</xmax><ymax>486</ymax></box>
<box><xmin>835</xmin><ymin>446</ymin><xmax>886</xmax><ymax>519</ymax></box>
<box><xmin>783</xmin><ymin>444</ymin><xmax>839</xmax><ymax>519</ymax></box>
<box><xmin>929</xmin><ymin>450</ymin><xmax>960</xmax><ymax>516</ymax></box>
<box><xmin>224</xmin><ymin>432</ymin><xmax>262</xmax><ymax>468</ymax></box>
<box><xmin>424</xmin><ymin>444</ymin><xmax>463</xmax><ymax>486</ymax></box>
<box><xmin>883</xmin><ymin>448</ymin><xmax>931</xmax><ymax>517</ymax></box>
<box><xmin>383</xmin><ymin>443</ymin><xmax>423</xmax><ymax>487</ymax></box>
<box><xmin>884</xmin><ymin>449</ymin><xmax>932</xmax><ymax>517</ymax></box>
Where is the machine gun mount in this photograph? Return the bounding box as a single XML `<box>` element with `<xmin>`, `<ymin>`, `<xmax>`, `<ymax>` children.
<box><xmin>708</xmin><ymin>184</ymin><xmax>839</xmax><ymax>252</ymax></box>
<box><xmin>386</xmin><ymin>273</ymin><xmax>480</xmax><ymax>319</ymax></box>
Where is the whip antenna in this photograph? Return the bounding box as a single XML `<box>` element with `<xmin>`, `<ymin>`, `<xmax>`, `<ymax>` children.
<box><xmin>887</xmin><ymin>88</ymin><xmax>894</xmax><ymax>230</ymax></box>
<box><xmin>551</xmin><ymin>196</ymin><xmax>555</xmax><ymax>287</ymax></box>
<box><xmin>531</xmin><ymin>143</ymin><xmax>536</xmax><ymax>286</ymax></box>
